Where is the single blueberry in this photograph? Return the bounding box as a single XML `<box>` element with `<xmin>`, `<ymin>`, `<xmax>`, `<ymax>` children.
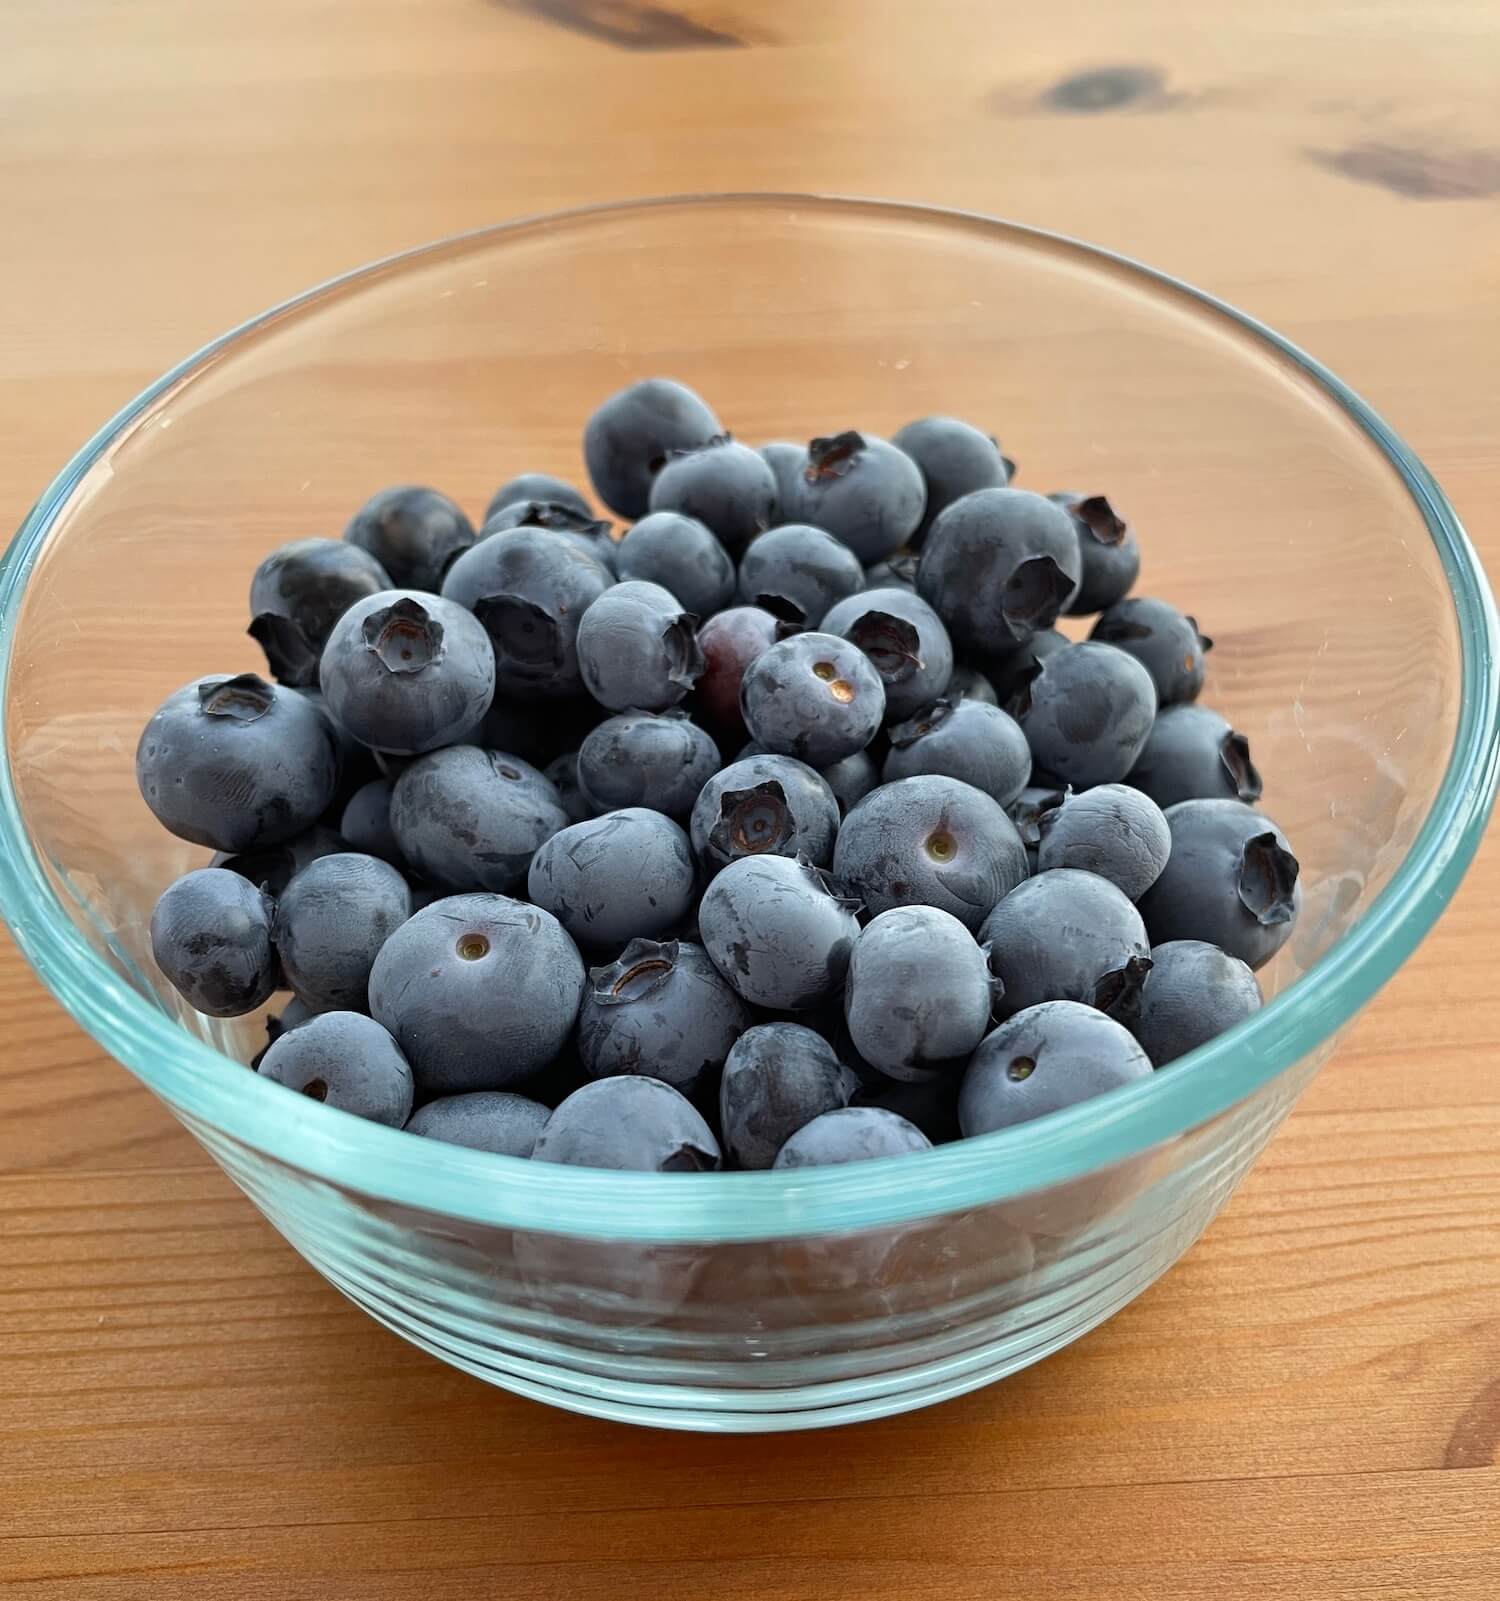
<box><xmin>772</xmin><ymin>1106</ymin><xmax>932</xmax><ymax>1168</ymax></box>
<box><xmin>578</xmin><ymin>709</ymin><xmax>721</xmax><ymax>820</ymax></box>
<box><xmin>758</xmin><ymin>441</ymin><xmax>810</xmax><ymax>522</ymax></box>
<box><xmin>650</xmin><ymin>437</ymin><xmax>780</xmax><ymax>553</ymax></box>
<box><xmin>885</xmin><ymin>695</ymin><xmax>1033</xmax><ymax>808</ymax></box>
<box><xmin>1127</xmin><ymin>703</ymin><xmax>1263</xmax><ymax>808</ymax></box>
<box><xmin>339</xmin><ymin>778</ymin><xmax>404</xmax><ymax>867</ymax></box>
<box><xmin>820</xmin><ymin>587</ymin><xmax>954</xmax><ymax>721</ymax></box>
<box><xmin>1131</xmin><ymin>939</ymin><xmax>1263</xmax><ymax>1068</ymax></box>
<box><xmin>1007</xmin><ymin>641</ymin><xmax>1157</xmax><ymax>788</ymax></box>
<box><xmin>248</xmin><ymin>538</ymin><xmax>392</xmax><ymax>687</ymax></box>
<box><xmin>478</xmin><ymin>497</ymin><xmax>619</xmax><ymax>575</ymax></box>
<box><xmin>691</xmin><ymin>605</ymin><xmax>785</xmax><ymax>739</ymax></box>
<box><xmin>689</xmin><ymin>753</ymin><xmax>840</xmax><ymax>872</ymax></box>
<box><xmin>532</xmin><ymin>1076</ymin><xmax>722</xmax><ymax>1171</ymax></box>
<box><xmin>1035</xmin><ymin>784</ymin><xmax>1171</xmax><ymax>901</ymax></box>
<box><xmin>273</xmin><ymin>851</ymin><xmax>413</xmax><ymax>1013</ymax></box>
<box><xmin>818</xmin><ymin>749</ymin><xmax>880</xmax><ymax>816</ymax></box>
<box><xmin>543</xmin><ymin>749</ymin><xmax>595</xmax><ymax>823</ymax></box>
<box><xmin>344</xmin><ymin>485</ymin><xmax>474</xmax><ymax>592</ymax></box>
<box><xmin>615</xmin><ymin>510</ymin><xmax>737</xmax><ymax>618</ymax></box>
<box><xmin>485</xmin><ymin>472</ymin><xmax>593</xmax><ymax>523</ymax></box>
<box><xmin>718</xmin><ymin>1022</ymin><xmax>860</xmax><ymax>1169</ymax></box>
<box><xmin>739</xmin><ymin>631</ymin><xmax>886</xmax><ymax>767</ymax></box>
<box><xmin>1051</xmin><ymin>493</ymin><xmax>1141</xmax><ymax>615</ymax></box>
<box><xmin>1091</xmin><ymin>595</ymin><xmax>1212</xmax><ymax>706</ymax></box>
<box><xmin>212</xmin><ymin>824</ymin><xmax>347</xmax><ymax>898</ymax></box>
<box><xmin>406</xmin><ymin>1090</ymin><xmax>551</xmax><ymax>1156</ymax></box>
<box><xmin>576</xmin><ymin>579</ymin><xmax>705</xmax><ymax>712</ymax></box>
<box><xmin>891</xmin><ymin>416</ymin><xmax>1010</xmax><ymax>545</ymax></box>
<box><xmin>150</xmin><ymin>867</ymin><xmax>278</xmax><ymax>1017</ymax></box>
<box><xmin>792</xmin><ymin>431</ymin><xmax>926</xmax><ymax>563</ymax></box>
<box><xmin>735</xmin><ymin>523</ymin><xmax>864</xmax><ymax>627</ymax></box>
<box><xmin>258</xmin><ymin>1010</ymin><xmax>413</xmax><ymax>1126</ymax></box>
<box><xmin>584</xmin><ymin>378</ymin><xmax>723</xmax><ymax>519</ymax></box>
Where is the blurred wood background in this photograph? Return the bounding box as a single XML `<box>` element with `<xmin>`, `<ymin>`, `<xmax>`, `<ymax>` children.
<box><xmin>1</xmin><ymin>2</ymin><xmax>1498</xmax><ymax>1596</ymax></box>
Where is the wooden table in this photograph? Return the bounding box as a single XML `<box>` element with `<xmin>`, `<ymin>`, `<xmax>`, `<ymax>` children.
<box><xmin>3</xmin><ymin>3</ymin><xmax>1498</xmax><ymax>1595</ymax></box>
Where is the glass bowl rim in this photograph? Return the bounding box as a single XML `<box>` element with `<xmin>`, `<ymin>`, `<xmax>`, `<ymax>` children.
<box><xmin>1</xmin><ymin>192</ymin><xmax>1495</xmax><ymax>1242</ymax></box>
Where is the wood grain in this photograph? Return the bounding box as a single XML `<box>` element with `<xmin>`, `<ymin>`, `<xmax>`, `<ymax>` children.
<box><xmin>1</xmin><ymin>1</ymin><xmax>1498</xmax><ymax>1596</ymax></box>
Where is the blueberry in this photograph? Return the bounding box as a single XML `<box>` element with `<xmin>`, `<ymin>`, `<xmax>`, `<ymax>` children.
<box><xmin>248</xmin><ymin>538</ymin><xmax>392</xmax><ymax>687</ymax></box>
<box><xmin>367</xmin><ymin>893</ymin><xmax>585</xmax><ymax>1095</ymax></box>
<box><xmin>984</xmin><ymin>627</ymin><xmax>1067</xmax><ymax>703</ymax></box>
<box><xmin>698</xmin><ymin>853</ymin><xmax>861</xmax><ymax>1011</ymax></box>
<box><xmin>137</xmin><ymin>673</ymin><xmax>338</xmax><ymax>852</ymax></box>
<box><xmin>442</xmin><ymin>526</ymin><xmax>612</xmax><ymax>700</ymax></box>
<box><xmin>578</xmin><ymin>709</ymin><xmax>720</xmax><ymax>820</ymax></box>
<box><xmin>772</xmin><ymin>1106</ymin><xmax>931</xmax><ymax>1168</ymax></box>
<box><xmin>820</xmin><ymin>588</ymin><xmax>954</xmax><ymax>720</ymax></box>
<box><xmin>273</xmin><ymin>851</ymin><xmax>413</xmax><ymax>1013</ymax></box>
<box><xmin>739</xmin><ymin>631</ymin><xmax>886</xmax><ymax>766</ymax></box>
<box><xmin>1051</xmin><ymin>493</ymin><xmax>1140</xmax><ymax>615</ymax></box>
<box><xmin>861</xmin><ymin>553</ymin><xmax>920</xmax><ymax>593</ymax></box>
<box><xmin>405</xmin><ymin>1090</ymin><xmax>551</xmax><ymax>1156</ymax></box>
<box><xmin>527</xmin><ymin>808</ymin><xmax>696</xmax><ymax>947</ymax></box>
<box><xmin>832</xmin><ymin>774</ymin><xmax>1028</xmax><ymax>932</ymax></box>
<box><xmin>319</xmin><ymin>591</ymin><xmax>495</xmax><ymax>755</ymax></box>
<box><xmin>485</xmin><ymin>472</ymin><xmax>592</xmax><ymax>523</ymax></box>
<box><xmin>533</xmin><ymin>1076</ymin><xmax>721</xmax><ymax>1171</ymax></box>
<box><xmin>1091</xmin><ymin>596</ymin><xmax>1212</xmax><ymax>706</ymax></box>
<box><xmin>212</xmin><ymin>824</ymin><xmax>347</xmax><ymax>898</ymax></box>
<box><xmin>959</xmin><ymin>1000</ymin><xmax>1152</xmax><ymax>1135</ymax></box>
<box><xmin>718</xmin><ymin>1022</ymin><xmax>860</xmax><ymax>1169</ymax></box>
<box><xmin>1132</xmin><ymin>939</ymin><xmax>1263</xmax><ymax>1068</ymax></box>
<box><xmin>689</xmin><ymin>752</ymin><xmax>840</xmax><ymax>872</ymax></box>
<box><xmin>1035</xmin><ymin>784</ymin><xmax>1171</xmax><ymax>901</ymax></box>
<box><xmin>758</xmin><ymin>441</ymin><xmax>809</xmax><ymax>520</ymax></box>
<box><xmin>258</xmin><ymin>1011</ymin><xmax>413</xmax><ymax>1126</ymax></box>
<box><xmin>793</xmin><ymin>431</ymin><xmax>926</xmax><ymax>562</ymax></box>
<box><xmin>844</xmin><ymin>906</ymin><xmax>994</xmax><ymax>1081</ymax></box>
<box><xmin>576</xmin><ymin>580</ymin><xmax>704</xmax><ymax>712</ymax></box>
<box><xmin>735</xmin><ymin>523</ymin><xmax>864</xmax><ymax>627</ymax></box>
<box><xmin>852</xmin><ymin>1069</ymin><xmax>962</xmax><ymax>1146</ymax></box>
<box><xmin>150</xmin><ymin>867</ymin><xmax>278</xmax><ymax>1017</ymax></box>
<box><xmin>1008</xmin><ymin>782</ymin><xmax>1071</xmax><ymax>872</ymax></box>
<box><xmin>980</xmin><ymin>869</ymin><xmax>1152</xmax><ymax>1022</ymax></box>
<box><xmin>390</xmin><ymin>746</ymin><xmax>568</xmax><ymax>893</ymax></box>
<box><xmin>577</xmin><ymin>937</ymin><xmax>752</xmax><ymax>1098</ymax></box>
<box><xmin>543</xmin><ymin>749</ymin><xmax>594</xmax><ymax>823</ymax></box>
<box><xmin>344</xmin><ymin>486</ymin><xmax>475</xmax><ymax>592</ymax></box>
<box><xmin>614</xmin><ymin>510</ymin><xmax>736</xmax><ymax>617</ymax></box>
<box><xmin>338</xmin><ymin>778</ymin><xmax>403</xmax><ymax>867</ymax></box>
<box><xmin>916</xmin><ymin>488</ymin><xmax>1080</xmax><ymax>653</ymax></box>
<box><xmin>885</xmin><ymin>696</ymin><xmax>1032</xmax><ymax>808</ymax></box>
<box><xmin>692</xmin><ymin>605</ymin><xmax>784</xmax><ymax>739</ymax></box>
<box><xmin>945</xmin><ymin>664</ymin><xmax>999</xmax><ymax>706</ymax></box>
<box><xmin>1007</xmin><ymin>641</ymin><xmax>1156</xmax><ymax>787</ymax></box>
<box><xmin>276</xmin><ymin>996</ymin><xmax>317</xmax><ymax>1033</ymax></box>
<box><xmin>584</xmin><ymin>378</ymin><xmax>722</xmax><ymax>519</ymax></box>
<box><xmin>818</xmin><ymin>749</ymin><xmax>879</xmax><ymax>816</ymax></box>
<box><xmin>479</xmin><ymin>498</ymin><xmax>619</xmax><ymax>574</ymax></box>
<box><xmin>649</xmin><ymin>437</ymin><xmax>779</xmax><ymax>553</ymax></box>
<box><xmin>1127</xmin><ymin>704</ymin><xmax>1263</xmax><ymax>808</ymax></box>
<box><xmin>891</xmin><ymin>416</ymin><xmax>1009</xmax><ymax>545</ymax></box>
<box><xmin>1137</xmin><ymin>799</ymin><xmax>1301</xmax><ymax>970</ymax></box>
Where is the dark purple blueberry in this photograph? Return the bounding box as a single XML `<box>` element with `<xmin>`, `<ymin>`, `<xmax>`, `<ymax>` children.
<box><xmin>343</xmin><ymin>486</ymin><xmax>474</xmax><ymax>592</ymax></box>
<box><xmin>892</xmin><ymin>415</ymin><xmax>1010</xmax><ymax>545</ymax></box>
<box><xmin>212</xmin><ymin>824</ymin><xmax>347</xmax><ymax>898</ymax></box>
<box><xmin>1137</xmin><ymin>799</ymin><xmax>1301</xmax><ymax>970</ymax></box>
<box><xmin>758</xmin><ymin>440</ymin><xmax>810</xmax><ymax>521</ymax></box>
<box><xmin>832</xmin><ymin>774</ymin><xmax>1029</xmax><ymax>932</ymax></box>
<box><xmin>1132</xmin><ymin>939</ymin><xmax>1263</xmax><ymax>1068</ymax></box>
<box><xmin>319</xmin><ymin>591</ymin><xmax>495</xmax><ymax>755</ymax></box>
<box><xmin>735</xmin><ymin>523</ymin><xmax>864</xmax><ymax>627</ymax></box>
<box><xmin>543</xmin><ymin>750</ymin><xmax>594</xmax><ymax>823</ymax></box>
<box><xmin>819</xmin><ymin>587</ymin><xmax>954</xmax><ymax>721</ymax></box>
<box><xmin>980</xmin><ymin>869</ymin><xmax>1151</xmax><ymax>1023</ymax></box>
<box><xmin>441</xmin><ymin>527</ymin><xmax>612</xmax><ymax>700</ymax></box>
<box><xmin>273</xmin><ymin>851</ymin><xmax>413</xmax><ymax>1013</ymax></box>
<box><xmin>478</xmin><ymin>498</ymin><xmax>619</xmax><ymax>574</ymax></box>
<box><xmin>819</xmin><ymin>749</ymin><xmax>879</xmax><ymax>816</ymax></box>
<box><xmin>885</xmin><ymin>696</ymin><xmax>1032</xmax><ymax>808</ymax></box>
<box><xmin>406</xmin><ymin>1091</ymin><xmax>551</xmax><ymax>1156</ymax></box>
<box><xmin>739</xmin><ymin>631</ymin><xmax>886</xmax><ymax>767</ymax></box>
<box><xmin>692</xmin><ymin>605</ymin><xmax>783</xmax><ymax>739</ymax></box>
<box><xmin>367</xmin><ymin>893</ymin><xmax>585</xmax><ymax>1095</ymax></box>
<box><xmin>584</xmin><ymin>378</ymin><xmax>723</xmax><ymax>519</ymax></box>
<box><xmin>615</xmin><ymin>510</ymin><xmax>737</xmax><ymax>617</ymax></box>
<box><xmin>1090</xmin><ymin>595</ymin><xmax>1212</xmax><ymax>706</ymax></box>
<box><xmin>390</xmin><ymin>746</ymin><xmax>568</xmax><ymax>893</ymax></box>
<box><xmin>689</xmin><ymin>753</ymin><xmax>840</xmax><ymax>872</ymax></box>
<box><xmin>916</xmin><ymin>488</ymin><xmax>1080</xmax><ymax>652</ymax></box>
<box><xmin>648</xmin><ymin>437</ymin><xmax>779</xmax><ymax>553</ymax></box>
<box><xmin>248</xmin><ymin>538</ymin><xmax>392</xmax><ymax>687</ymax></box>
<box><xmin>1127</xmin><ymin>704</ymin><xmax>1263</xmax><ymax>808</ymax></box>
<box><xmin>578</xmin><ymin>709</ymin><xmax>721</xmax><ymax>820</ymax></box>
<box><xmin>793</xmin><ymin>431</ymin><xmax>926</xmax><ymax>563</ymax></box>
<box><xmin>1052</xmin><ymin>493</ymin><xmax>1141</xmax><ymax>615</ymax></box>
<box><xmin>1035</xmin><ymin>784</ymin><xmax>1170</xmax><ymax>901</ymax></box>
<box><xmin>136</xmin><ymin>673</ymin><xmax>338</xmax><ymax>853</ymax></box>
<box><xmin>258</xmin><ymin>1010</ymin><xmax>413</xmax><ymax>1126</ymax></box>
<box><xmin>485</xmin><ymin>472</ymin><xmax>593</xmax><ymax>523</ymax></box>
<box><xmin>527</xmin><ymin>807</ymin><xmax>696</xmax><ymax>947</ymax></box>
<box><xmin>719</xmin><ymin>1022</ymin><xmax>859</xmax><ymax>1169</ymax></box>
<box><xmin>339</xmin><ymin>779</ymin><xmax>403</xmax><ymax>867</ymax></box>
<box><xmin>1007</xmin><ymin>641</ymin><xmax>1156</xmax><ymax>788</ymax></box>
<box><xmin>773</xmin><ymin>1106</ymin><xmax>931</xmax><ymax>1168</ymax></box>
<box><xmin>959</xmin><ymin>1001</ymin><xmax>1152</xmax><ymax>1135</ymax></box>
<box><xmin>844</xmin><ymin>906</ymin><xmax>994</xmax><ymax>1081</ymax></box>
<box><xmin>576</xmin><ymin>580</ymin><xmax>704</xmax><ymax>712</ymax></box>
<box><xmin>577</xmin><ymin>938</ymin><xmax>752</xmax><ymax>1098</ymax></box>
<box><xmin>698</xmin><ymin>853</ymin><xmax>860</xmax><ymax>1011</ymax></box>
<box><xmin>533</xmin><ymin>1076</ymin><xmax>721</xmax><ymax>1171</ymax></box>
<box><xmin>150</xmin><ymin>867</ymin><xmax>278</xmax><ymax>1017</ymax></box>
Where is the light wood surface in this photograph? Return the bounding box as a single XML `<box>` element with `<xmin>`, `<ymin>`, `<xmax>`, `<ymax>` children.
<box><xmin>2</xmin><ymin>2</ymin><xmax>1498</xmax><ymax>1596</ymax></box>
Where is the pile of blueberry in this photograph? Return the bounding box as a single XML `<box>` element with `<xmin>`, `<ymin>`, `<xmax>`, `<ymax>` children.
<box><xmin>138</xmin><ymin>378</ymin><xmax>1301</xmax><ymax>1174</ymax></box>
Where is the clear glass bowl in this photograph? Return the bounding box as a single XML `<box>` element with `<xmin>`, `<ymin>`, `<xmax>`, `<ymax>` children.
<box><xmin>2</xmin><ymin>195</ymin><xmax>1495</xmax><ymax>1432</ymax></box>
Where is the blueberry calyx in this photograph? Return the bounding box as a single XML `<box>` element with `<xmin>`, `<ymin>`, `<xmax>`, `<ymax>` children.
<box><xmin>1073</xmin><ymin>494</ymin><xmax>1128</xmax><ymax>547</ymax></box>
<box><xmin>797</xmin><ymin>853</ymin><xmax>863</xmax><ymax>914</ymax></box>
<box><xmin>753</xmin><ymin>591</ymin><xmax>809</xmax><ymax>627</ymax></box>
<box><xmin>248</xmin><ymin>613</ymin><xmax>320</xmax><ymax>687</ymax></box>
<box><xmin>1002</xmin><ymin>553</ymin><xmax>1075</xmax><ymax>633</ymax></box>
<box><xmin>1239</xmin><ymin>833</ymin><xmax>1300</xmax><ymax>926</ymax></box>
<box><xmin>503</xmin><ymin>499</ymin><xmax>613</xmax><ymax>540</ymax></box>
<box><xmin>1188</xmin><ymin>615</ymin><xmax>1215</xmax><ymax>654</ymax></box>
<box><xmin>847</xmin><ymin>610</ymin><xmax>925</xmax><ymax>683</ymax></box>
<box><xmin>659</xmin><ymin>1141</ymin><xmax>721</xmax><ymax>1173</ymax></box>
<box><xmin>661</xmin><ymin>615</ymin><xmax>707</xmax><ymax>689</ymax></box>
<box><xmin>1094</xmin><ymin>953</ymin><xmax>1153</xmax><ymax>1024</ymax></box>
<box><xmin>590</xmin><ymin>938</ymin><xmax>680</xmax><ymax>1006</ymax></box>
<box><xmin>1004</xmin><ymin>661</ymin><xmax>1045</xmax><ymax>720</ymax></box>
<box><xmin>1220</xmin><ymin>730</ymin><xmax>1264</xmax><ymax>804</ymax></box>
<box><xmin>363</xmin><ymin>597</ymin><xmax>444</xmax><ymax>675</ymax></box>
<box><xmin>472</xmin><ymin>593</ymin><xmax>565</xmax><ymax>668</ymax></box>
<box><xmin>711</xmin><ymin>781</ymin><xmax>794</xmax><ymax>858</ymax></box>
<box><xmin>888</xmin><ymin>697</ymin><xmax>956</xmax><ymax>750</ymax></box>
<box><xmin>1092</xmin><ymin>613</ymin><xmax>1153</xmax><ymax>644</ymax></box>
<box><xmin>198</xmin><ymin>672</ymin><xmax>275</xmax><ymax>722</ymax></box>
<box><xmin>805</xmin><ymin>430</ymin><xmax>866</xmax><ymax>482</ymax></box>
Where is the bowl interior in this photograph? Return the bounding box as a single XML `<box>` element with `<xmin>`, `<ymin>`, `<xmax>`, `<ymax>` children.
<box><xmin>0</xmin><ymin>195</ymin><xmax>1485</xmax><ymax>1231</ymax></box>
